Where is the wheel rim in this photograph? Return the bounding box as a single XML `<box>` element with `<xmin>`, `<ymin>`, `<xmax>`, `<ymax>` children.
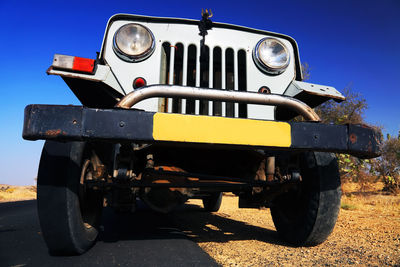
<box><xmin>79</xmin><ymin>159</ymin><xmax>101</xmax><ymax>229</ymax></box>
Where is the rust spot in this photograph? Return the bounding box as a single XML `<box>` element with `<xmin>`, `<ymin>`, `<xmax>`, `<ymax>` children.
<box><xmin>302</xmin><ymin>89</ymin><xmax>346</xmax><ymax>101</ymax></box>
<box><xmin>349</xmin><ymin>133</ymin><xmax>357</xmax><ymax>144</ymax></box>
<box><xmin>45</xmin><ymin>129</ymin><xmax>62</xmax><ymax>137</ymax></box>
<box><xmin>44</xmin><ymin>129</ymin><xmax>68</xmax><ymax>137</ymax></box>
<box><xmin>93</xmin><ymin>165</ymin><xmax>106</xmax><ymax>179</ymax></box>
<box><xmin>152</xmin><ymin>179</ymin><xmax>171</xmax><ymax>184</ymax></box>
<box><xmin>46</xmin><ymin>66</ymin><xmax>54</xmax><ymax>75</ymax></box>
<box><xmin>358</xmin><ymin>123</ymin><xmax>374</xmax><ymax>129</ymax></box>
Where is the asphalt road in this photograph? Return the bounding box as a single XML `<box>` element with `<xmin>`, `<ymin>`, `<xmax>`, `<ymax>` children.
<box><xmin>0</xmin><ymin>200</ymin><xmax>218</xmax><ymax>267</ymax></box>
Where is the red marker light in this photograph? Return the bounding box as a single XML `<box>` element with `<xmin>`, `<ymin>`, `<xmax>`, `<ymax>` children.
<box><xmin>258</xmin><ymin>86</ymin><xmax>271</xmax><ymax>94</ymax></box>
<box><xmin>133</xmin><ymin>77</ymin><xmax>146</xmax><ymax>89</ymax></box>
<box><xmin>52</xmin><ymin>54</ymin><xmax>95</xmax><ymax>73</ymax></box>
<box><xmin>72</xmin><ymin>57</ymin><xmax>95</xmax><ymax>73</ymax></box>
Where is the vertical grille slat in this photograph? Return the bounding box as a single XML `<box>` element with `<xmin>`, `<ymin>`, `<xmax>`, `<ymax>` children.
<box><xmin>208</xmin><ymin>47</ymin><xmax>214</xmax><ymax>116</ymax></box>
<box><xmin>221</xmin><ymin>48</ymin><xmax>226</xmax><ymax>117</ymax></box>
<box><xmin>160</xmin><ymin>42</ymin><xmax>247</xmax><ymax>118</ymax></box>
<box><xmin>233</xmin><ymin>49</ymin><xmax>239</xmax><ymax>118</ymax></box>
<box><xmin>167</xmin><ymin>45</ymin><xmax>175</xmax><ymax>113</ymax></box>
<box><xmin>212</xmin><ymin>47</ymin><xmax>222</xmax><ymax>116</ymax></box>
<box><xmin>225</xmin><ymin>48</ymin><xmax>234</xmax><ymax>118</ymax></box>
<box><xmin>172</xmin><ymin>43</ymin><xmax>184</xmax><ymax>113</ymax></box>
<box><xmin>238</xmin><ymin>49</ymin><xmax>248</xmax><ymax>118</ymax></box>
<box><xmin>195</xmin><ymin>45</ymin><xmax>201</xmax><ymax>115</ymax></box>
<box><xmin>181</xmin><ymin>44</ymin><xmax>188</xmax><ymax>114</ymax></box>
<box><xmin>160</xmin><ymin>42</ymin><xmax>171</xmax><ymax>112</ymax></box>
<box><xmin>186</xmin><ymin>44</ymin><xmax>197</xmax><ymax>114</ymax></box>
<box><xmin>199</xmin><ymin>46</ymin><xmax>209</xmax><ymax>115</ymax></box>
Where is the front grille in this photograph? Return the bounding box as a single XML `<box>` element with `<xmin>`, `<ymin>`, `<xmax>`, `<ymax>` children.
<box><xmin>160</xmin><ymin>42</ymin><xmax>247</xmax><ymax>118</ymax></box>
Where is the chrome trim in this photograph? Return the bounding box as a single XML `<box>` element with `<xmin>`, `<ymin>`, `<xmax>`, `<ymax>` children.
<box><xmin>115</xmin><ymin>85</ymin><xmax>320</xmax><ymax>121</ymax></box>
<box><xmin>113</xmin><ymin>23</ymin><xmax>156</xmax><ymax>63</ymax></box>
<box><xmin>253</xmin><ymin>37</ymin><xmax>290</xmax><ymax>75</ymax></box>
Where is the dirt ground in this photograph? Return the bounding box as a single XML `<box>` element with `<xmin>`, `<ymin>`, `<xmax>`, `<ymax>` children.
<box><xmin>2</xmin><ymin>183</ymin><xmax>399</xmax><ymax>266</ymax></box>
<box><xmin>181</xmin><ymin>182</ymin><xmax>400</xmax><ymax>266</ymax></box>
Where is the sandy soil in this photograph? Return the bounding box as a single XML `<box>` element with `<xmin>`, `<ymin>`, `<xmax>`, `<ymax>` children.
<box><xmin>179</xmin><ymin>183</ymin><xmax>400</xmax><ymax>266</ymax></box>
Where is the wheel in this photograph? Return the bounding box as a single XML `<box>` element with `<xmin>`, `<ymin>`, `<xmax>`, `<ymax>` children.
<box><xmin>37</xmin><ymin>141</ymin><xmax>103</xmax><ymax>255</ymax></box>
<box><xmin>270</xmin><ymin>152</ymin><xmax>341</xmax><ymax>246</ymax></box>
<box><xmin>202</xmin><ymin>192</ymin><xmax>223</xmax><ymax>212</ymax></box>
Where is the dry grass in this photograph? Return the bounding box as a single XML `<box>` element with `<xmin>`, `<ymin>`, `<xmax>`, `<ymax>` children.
<box><xmin>341</xmin><ymin>182</ymin><xmax>400</xmax><ymax>215</ymax></box>
<box><xmin>0</xmin><ymin>184</ymin><xmax>36</xmax><ymax>202</ymax></box>
<box><xmin>182</xmin><ymin>182</ymin><xmax>400</xmax><ymax>266</ymax></box>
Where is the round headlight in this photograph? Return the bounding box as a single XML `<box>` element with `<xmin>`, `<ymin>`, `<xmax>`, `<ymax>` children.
<box><xmin>253</xmin><ymin>38</ymin><xmax>290</xmax><ymax>75</ymax></box>
<box><xmin>113</xmin><ymin>23</ymin><xmax>155</xmax><ymax>62</ymax></box>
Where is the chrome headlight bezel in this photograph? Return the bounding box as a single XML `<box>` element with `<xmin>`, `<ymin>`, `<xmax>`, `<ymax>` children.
<box><xmin>113</xmin><ymin>23</ymin><xmax>156</xmax><ymax>63</ymax></box>
<box><xmin>253</xmin><ymin>37</ymin><xmax>290</xmax><ymax>75</ymax></box>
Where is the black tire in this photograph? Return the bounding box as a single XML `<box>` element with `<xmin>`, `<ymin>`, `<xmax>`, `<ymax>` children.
<box><xmin>37</xmin><ymin>141</ymin><xmax>103</xmax><ymax>255</ymax></box>
<box><xmin>202</xmin><ymin>192</ymin><xmax>223</xmax><ymax>212</ymax></box>
<box><xmin>270</xmin><ymin>152</ymin><xmax>341</xmax><ymax>246</ymax></box>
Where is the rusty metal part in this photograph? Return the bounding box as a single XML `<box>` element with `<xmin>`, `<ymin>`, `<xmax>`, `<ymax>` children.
<box><xmin>145</xmin><ymin>154</ymin><xmax>154</xmax><ymax>169</ymax></box>
<box><xmin>141</xmin><ymin>168</ymin><xmax>282</xmax><ymax>187</ymax></box>
<box><xmin>253</xmin><ymin>158</ymin><xmax>267</xmax><ymax>194</ymax></box>
<box><xmin>92</xmin><ymin>165</ymin><xmax>106</xmax><ymax>180</ymax></box>
<box><xmin>140</xmin><ymin>165</ymin><xmax>193</xmax><ymax>213</ymax></box>
<box><xmin>45</xmin><ymin>129</ymin><xmax>67</xmax><ymax>137</ymax></box>
<box><xmin>253</xmin><ymin>156</ymin><xmax>277</xmax><ymax>194</ymax></box>
<box><xmin>113</xmin><ymin>144</ymin><xmax>136</xmax><ymax>180</ymax></box>
<box><xmin>90</xmin><ymin>151</ymin><xmax>106</xmax><ymax>179</ymax></box>
<box><xmin>115</xmin><ymin>85</ymin><xmax>321</xmax><ymax>121</ymax></box>
<box><xmin>349</xmin><ymin>133</ymin><xmax>357</xmax><ymax>144</ymax></box>
<box><xmin>152</xmin><ymin>165</ymin><xmax>193</xmax><ymax>193</ymax></box>
<box><xmin>255</xmin><ymin>159</ymin><xmax>267</xmax><ymax>182</ymax></box>
<box><xmin>266</xmin><ymin>156</ymin><xmax>275</xmax><ymax>182</ymax></box>
<box><xmin>301</xmin><ymin>89</ymin><xmax>346</xmax><ymax>101</ymax></box>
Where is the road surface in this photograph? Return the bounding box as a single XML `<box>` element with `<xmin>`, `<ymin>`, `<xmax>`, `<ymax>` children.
<box><xmin>0</xmin><ymin>200</ymin><xmax>218</xmax><ymax>267</ymax></box>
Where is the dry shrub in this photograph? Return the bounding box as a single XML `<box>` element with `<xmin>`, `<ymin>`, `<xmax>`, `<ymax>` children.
<box><xmin>0</xmin><ymin>186</ymin><xmax>36</xmax><ymax>202</ymax></box>
<box><xmin>371</xmin><ymin>135</ymin><xmax>400</xmax><ymax>194</ymax></box>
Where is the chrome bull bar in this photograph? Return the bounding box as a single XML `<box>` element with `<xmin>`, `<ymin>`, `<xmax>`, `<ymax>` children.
<box><xmin>115</xmin><ymin>85</ymin><xmax>321</xmax><ymax>122</ymax></box>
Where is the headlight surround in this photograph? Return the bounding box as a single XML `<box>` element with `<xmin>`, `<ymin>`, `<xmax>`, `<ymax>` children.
<box><xmin>253</xmin><ymin>37</ymin><xmax>290</xmax><ymax>75</ymax></box>
<box><xmin>113</xmin><ymin>23</ymin><xmax>155</xmax><ymax>62</ymax></box>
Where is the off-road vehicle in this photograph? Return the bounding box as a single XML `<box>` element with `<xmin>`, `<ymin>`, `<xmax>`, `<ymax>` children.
<box><xmin>23</xmin><ymin>11</ymin><xmax>380</xmax><ymax>255</ymax></box>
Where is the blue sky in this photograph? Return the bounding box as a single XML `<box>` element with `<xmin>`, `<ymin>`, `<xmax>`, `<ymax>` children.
<box><xmin>0</xmin><ymin>0</ymin><xmax>399</xmax><ymax>185</ymax></box>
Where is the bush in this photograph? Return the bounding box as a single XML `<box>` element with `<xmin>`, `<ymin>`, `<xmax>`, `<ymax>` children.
<box><xmin>372</xmin><ymin>134</ymin><xmax>400</xmax><ymax>194</ymax></box>
<box><xmin>341</xmin><ymin>202</ymin><xmax>357</xmax><ymax>210</ymax></box>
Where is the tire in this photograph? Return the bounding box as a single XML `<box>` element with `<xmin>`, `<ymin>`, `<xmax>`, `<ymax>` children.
<box><xmin>37</xmin><ymin>141</ymin><xmax>103</xmax><ymax>255</ymax></box>
<box><xmin>270</xmin><ymin>152</ymin><xmax>341</xmax><ymax>246</ymax></box>
<box><xmin>202</xmin><ymin>192</ymin><xmax>223</xmax><ymax>212</ymax></box>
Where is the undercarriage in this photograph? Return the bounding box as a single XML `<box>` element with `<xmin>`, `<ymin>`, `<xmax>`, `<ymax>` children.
<box><xmin>81</xmin><ymin>141</ymin><xmax>305</xmax><ymax>213</ymax></box>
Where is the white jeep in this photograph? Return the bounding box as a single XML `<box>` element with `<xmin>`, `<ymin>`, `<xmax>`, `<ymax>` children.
<box><xmin>23</xmin><ymin>12</ymin><xmax>379</xmax><ymax>255</ymax></box>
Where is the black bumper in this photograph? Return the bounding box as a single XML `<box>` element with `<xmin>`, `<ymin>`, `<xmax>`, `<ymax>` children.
<box><xmin>23</xmin><ymin>105</ymin><xmax>380</xmax><ymax>158</ymax></box>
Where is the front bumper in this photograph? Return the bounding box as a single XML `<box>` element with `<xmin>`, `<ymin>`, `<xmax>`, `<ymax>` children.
<box><xmin>23</xmin><ymin>105</ymin><xmax>380</xmax><ymax>158</ymax></box>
